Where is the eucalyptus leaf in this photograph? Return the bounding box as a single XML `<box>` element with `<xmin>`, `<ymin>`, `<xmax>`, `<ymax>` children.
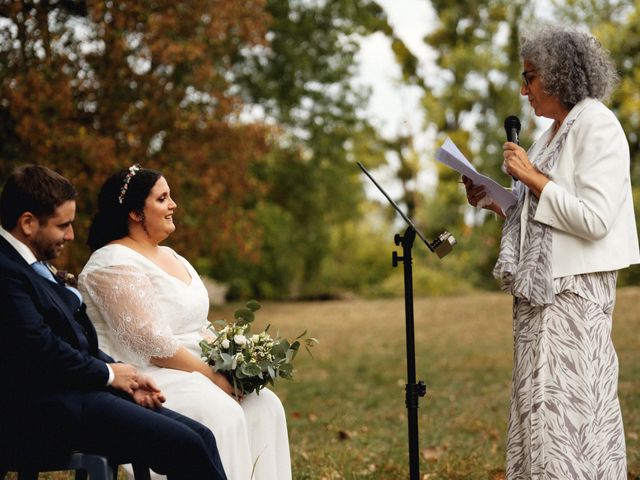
<box><xmin>199</xmin><ymin>340</ymin><xmax>211</xmax><ymax>357</ymax></box>
<box><xmin>279</xmin><ymin>363</ymin><xmax>293</xmax><ymax>379</ymax></box>
<box><xmin>220</xmin><ymin>352</ymin><xmax>234</xmax><ymax>370</ymax></box>
<box><xmin>241</xmin><ymin>363</ymin><xmax>262</xmax><ymax>377</ymax></box>
<box><xmin>234</xmin><ymin>308</ymin><xmax>255</xmax><ymax>325</ymax></box>
<box><xmin>271</xmin><ymin>339</ymin><xmax>289</xmax><ymax>357</ymax></box>
<box><xmin>285</xmin><ymin>348</ymin><xmax>297</xmax><ymax>363</ymax></box>
<box><xmin>246</xmin><ymin>299</ymin><xmax>262</xmax><ymax>312</ymax></box>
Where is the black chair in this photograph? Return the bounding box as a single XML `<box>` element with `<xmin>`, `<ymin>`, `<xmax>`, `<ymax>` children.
<box><xmin>0</xmin><ymin>451</ymin><xmax>152</xmax><ymax>480</ymax></box>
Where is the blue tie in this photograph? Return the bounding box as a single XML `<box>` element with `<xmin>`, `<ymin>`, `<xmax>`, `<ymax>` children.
<box><xmin>31</xmin><ymin>261</ymin><xmax>83</xmax><ymax>303</ymax></box>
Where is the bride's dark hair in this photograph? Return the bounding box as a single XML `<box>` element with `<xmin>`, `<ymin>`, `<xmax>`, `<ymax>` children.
<box><xmin>87</xmin><ymin>166</ymin><xmax>162</xmax><ymax>251</ymax></box>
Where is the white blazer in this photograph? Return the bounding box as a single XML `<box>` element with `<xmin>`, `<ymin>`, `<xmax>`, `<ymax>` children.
<box><xmin>524</xmin><ymin>98</ymin><xmax>640</xmax><ymax>278</ymax></box>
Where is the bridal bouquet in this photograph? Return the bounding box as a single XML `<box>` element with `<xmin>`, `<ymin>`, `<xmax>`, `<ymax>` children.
<box><xmin>199</xmin><ymin>300</ymin><xmax>317</xmax><ymax>396</ymax></box>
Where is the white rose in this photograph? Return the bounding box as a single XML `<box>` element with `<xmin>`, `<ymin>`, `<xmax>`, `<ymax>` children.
<box><xmin>251</xmin><ymin>334</ymin><xmax>260</xmax><ymax>343</ymax></box>
<box><xmin>221</xmin><ymin>339</ymin><xmax>230</xmax><ymax>349</ymax></box>
<box><xmin>234</xmin><ymin>334</ymin><xmax>247</xmax><ymax>346</ymax></box>
<box><xmin>234</xmin><ymin>353</ymin><xmax>244</xmax><ymax>367</ymax></box>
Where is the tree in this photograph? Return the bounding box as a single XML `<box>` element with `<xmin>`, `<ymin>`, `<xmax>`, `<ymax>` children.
<box><xmin>0</xmin><ymin>0</ymin><xmax>270</xmax><ymax>272</ymax></box>
<box><xmin>223</xmin><ymin>0</ymin><xmax>394</xmax><ymax>297</ymax></box>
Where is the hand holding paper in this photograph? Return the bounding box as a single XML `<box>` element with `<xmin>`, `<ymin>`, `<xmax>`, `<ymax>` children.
<box><xmin>435</xmin><ymin>137</ymin><xmax>517</xmax><ymax>212</ymax></box>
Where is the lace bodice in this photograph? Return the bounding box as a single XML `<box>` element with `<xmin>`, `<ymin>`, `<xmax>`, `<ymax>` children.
<box><xmin>79</xmin><ymin>244</ymin><xmax>211</xmax><ymax>369</ymax></box>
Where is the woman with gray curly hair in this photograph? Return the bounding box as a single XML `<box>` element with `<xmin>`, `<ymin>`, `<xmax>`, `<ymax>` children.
<box><xmin>464</xmin><ymin>24</ymin><xmax>639</xmax><ymax>479</ymax></box>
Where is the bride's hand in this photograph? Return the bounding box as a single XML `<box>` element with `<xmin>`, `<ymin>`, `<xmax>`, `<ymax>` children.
<box><xmin>211</xmin><ymin>371</ymin><xmax>243</xmax><ymax>402</ymax></box>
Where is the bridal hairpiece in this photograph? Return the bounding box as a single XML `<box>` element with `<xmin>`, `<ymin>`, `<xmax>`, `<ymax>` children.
<box><xmin>117</xmin><ymin>164</ymin><xmax>141</xmax><ymax>204</ymax></box>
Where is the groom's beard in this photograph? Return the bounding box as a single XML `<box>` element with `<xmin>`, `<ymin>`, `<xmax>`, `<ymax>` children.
<box><xmin>31</xmin><ymin>232</ymin><xmax>65</xmax><ymax>261</ymax></box>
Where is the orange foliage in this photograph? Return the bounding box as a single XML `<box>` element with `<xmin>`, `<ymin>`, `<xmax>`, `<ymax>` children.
<box><xmin>0</xmin><ymin>0</ymin><xmax>271</xmax><ymax>274</ymax></box>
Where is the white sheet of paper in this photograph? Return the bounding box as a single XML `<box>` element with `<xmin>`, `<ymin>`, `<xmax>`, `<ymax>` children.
<box><xmin>435</xmin><ymin>137</ymin><xmax>517</xmax><ymax>212</ymax></box>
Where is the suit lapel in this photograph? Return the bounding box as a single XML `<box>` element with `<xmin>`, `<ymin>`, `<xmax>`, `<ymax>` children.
<box><xmin>33</xmin><ymin>270</ymin><xmax>91</xmax><ymax>351</ymax></box>
<box><xmin>0</xmin><ymin>237</ymin><xmax>90</xmax><ymax>351</ymax></box>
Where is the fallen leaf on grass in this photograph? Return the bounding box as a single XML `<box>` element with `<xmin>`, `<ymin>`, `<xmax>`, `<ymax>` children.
<box><xmin>421</xmin><ymin>446</ymin><xmax>444</xmax><ymax>462</ymax></box>
<box><xmin>360</xmin><ymin>464</ymin><xmax>376</xmax><ymax>473</ymax></box>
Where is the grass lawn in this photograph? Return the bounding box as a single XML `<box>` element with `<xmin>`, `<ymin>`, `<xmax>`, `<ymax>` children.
<box><xmin>6</xmin><ymin>288</ymin><xmax>640</xmax><ymax>479</ymax></box>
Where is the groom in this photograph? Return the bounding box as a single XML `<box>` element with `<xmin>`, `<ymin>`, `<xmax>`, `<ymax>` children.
<box><xmin>0</xmin><ymin>165</ymin><xmax>227</xmax><ymax>479</ymax></box>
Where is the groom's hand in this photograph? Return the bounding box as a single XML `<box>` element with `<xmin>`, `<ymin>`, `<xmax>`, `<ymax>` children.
<box><xmin>109</xmin><ymin>363</ymin><xmax>140</xmax><ymax>395</ymax></box>
<box><xmin>132</xmin><ymin>373</ymin><xmax>166</xmax><ymax>409</ymax></box>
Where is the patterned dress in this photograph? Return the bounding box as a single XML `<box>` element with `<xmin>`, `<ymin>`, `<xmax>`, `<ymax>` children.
<box><xmin>493</xmin><ymin>101</ymin><xmax>631</xmax><ymax>479</ymax></box>
<box><xmin>506</xmin><ymin>272</ymin><xmax>626</xmax><ymax>479</ymax></box>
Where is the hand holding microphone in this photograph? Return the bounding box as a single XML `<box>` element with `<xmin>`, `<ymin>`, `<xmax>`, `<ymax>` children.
<box><xmin>504</xmin><ymin>115</ymin><xmax>521</xmax><ymax>182</ymax></box>
<box><xmin>502</xmin><ymin>115</ymin><xmax>549</xmax><ymax>197</ymax></box>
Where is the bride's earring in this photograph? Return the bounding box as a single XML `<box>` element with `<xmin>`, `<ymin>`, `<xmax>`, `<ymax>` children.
<box><xmin>139</xmin><ymin>212</ymin><xmax>149</xmax><ymax>235</ymax></box>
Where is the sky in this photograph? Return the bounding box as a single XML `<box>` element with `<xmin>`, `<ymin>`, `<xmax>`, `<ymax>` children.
<box><xmin>353</xmin><ymin>0</ymin><xmax>436</xmax><ymax>141</ymax></box>
<box><xmin>353</xmin><ymin>0</ymin><xmax>555</xmax><ymax>199</ymax></box>
<box><xmin>354</xmin><ymin>0</ymin><xmax>556</xmax><ymax>137</ymax></box>
<box><xmin>352</xmin><ymin>0</ymin><xmax>439</xmax><ymax>198</ymax></box>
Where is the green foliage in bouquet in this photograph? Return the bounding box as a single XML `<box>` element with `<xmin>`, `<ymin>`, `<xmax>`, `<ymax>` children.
<box><xmin>200</xmin><ymin>300</ymin><xmax>318</xmax><ymax>395</ymax></box>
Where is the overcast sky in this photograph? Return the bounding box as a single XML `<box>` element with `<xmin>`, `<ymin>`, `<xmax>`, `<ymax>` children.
<box><xmin>352</xmin><ymin>0</ymin><xmax>438</xmax><ymax>197</ymax></box>
<box><xmin>353</xmin><ymin>0</ymin><xmax>555</xmax><ymax>198</ymax></box>
<box><xmin>353</xmin><ymin>0</ymin><xmax>435</xmax><ymax>140</ymax></box>
<box><xmin>354</xmin><ymin>0</ymin><xmax>556</xmax><ymax>138</ymax></box>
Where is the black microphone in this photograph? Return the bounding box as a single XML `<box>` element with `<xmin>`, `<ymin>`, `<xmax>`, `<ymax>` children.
<box><xmin>504</xmin><ymin>115</ymin><xmax>521</xmax><ymax>145</ymax></box>
<box><xmin>504</xmin><ymin>115</ymin><xmax>521</xmax><ymax>181</ymax></box>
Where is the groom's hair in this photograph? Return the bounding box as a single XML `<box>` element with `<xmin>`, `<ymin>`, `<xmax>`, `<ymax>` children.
<box><xmin>87</xmin><ymin>166</ymin><xmax>162</xmax><ymax>251</ymax></box>
<box><xmin>0</xmin><ymin>164</ymin><xmax>77</xmax><ymax>230</ymax></box>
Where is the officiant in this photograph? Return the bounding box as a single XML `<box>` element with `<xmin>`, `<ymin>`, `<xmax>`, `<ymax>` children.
<box><xmin>462</xmin><ymin>24</ymin><xmax>639</xmax><ymax>478</ymax></box>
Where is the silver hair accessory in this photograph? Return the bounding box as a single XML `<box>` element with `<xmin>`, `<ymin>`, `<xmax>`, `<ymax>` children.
<box><xmin>117</xmin><ymin>164</ymin><xmax>141</xmax><ymax>204</ymax></box>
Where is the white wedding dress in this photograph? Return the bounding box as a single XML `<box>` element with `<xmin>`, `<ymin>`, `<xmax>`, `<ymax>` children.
<box><xmin>78</xmin><ymin>244</ymin><xmax>292</xmax><ymax>480</ymax></box>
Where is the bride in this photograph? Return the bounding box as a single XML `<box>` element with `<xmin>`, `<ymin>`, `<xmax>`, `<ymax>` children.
<box><xmin>78</xmin><ymin>165</ymin><xmax>291</xmax><ymax>480</ymax></box>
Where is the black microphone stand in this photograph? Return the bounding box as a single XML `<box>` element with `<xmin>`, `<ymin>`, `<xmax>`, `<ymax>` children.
<box><xmin>392</xmin><ymin>226</ymin><xmax>427</xmax><ymax>480</ymax></box>
<box><xmin>356</xmin><ymin>161</ymin><xmax>456</xmax><ymax>480</ymax></box>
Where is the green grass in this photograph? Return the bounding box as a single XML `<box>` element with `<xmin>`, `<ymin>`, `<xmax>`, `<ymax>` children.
<box><xmin>230</xmin><ymin>288</ymin><xmax>640</xmax><ymax>479</ymax></box>
<box><xmin>7</xmin><ymin>288</ymin><xmax>640</xmax><ymax>479</ymax></box>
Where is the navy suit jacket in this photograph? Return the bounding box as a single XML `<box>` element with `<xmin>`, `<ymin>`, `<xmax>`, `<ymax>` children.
<box><xmin>0</xmin><ymin>235</ymin><xmax>115</xmax><ymax>410</ymax></box>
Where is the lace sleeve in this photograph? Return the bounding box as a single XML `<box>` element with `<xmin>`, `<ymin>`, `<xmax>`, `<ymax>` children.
<box><xmin>80</xmin><ymin>265</ymin><xmax>179</xmax><ymax>363</ymax></box>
